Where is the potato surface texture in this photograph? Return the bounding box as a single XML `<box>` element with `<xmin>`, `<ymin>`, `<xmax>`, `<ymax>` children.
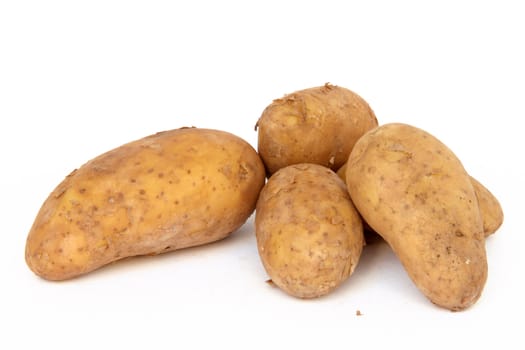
<box><xmin>345</xmin><ymin>123</ymin><xmax>487</xmax><ymax>311</ymax></box>
<box><xmin>470</xmin><ymin>177</ymin><xmax>503</xmax><ymax>236</ymax></box>
<box><xmin>255</xmin><ymin>163</ymin><xmax>364</xmax><ymax>298</ymax></box>
<box><xmin>337</xmin><ymin>162</ymin><xmax>503</xmax><ymax>238</ymax></box>
<box><xmin>255</xmin><ymin>83</ymin><xmax>378</xmax><ymax>175</ymax></box>
<box><xmin>25</xmin><ymin>128</ymin><xmax>266</xmax><ymax>280</ymax></box>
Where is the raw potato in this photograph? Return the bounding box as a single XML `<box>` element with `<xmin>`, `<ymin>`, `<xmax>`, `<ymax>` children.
<box><xmin>336</xmin><ymin>162</ymin><xmax>381</xmax><ymax>244</ymax></box>
<box><xmin>255</xmin><ymin>163</ymin><xmax>364</xmax><ymax>298</ymax></box>
<box><xmin>470</xmin><ymin>177</ymin><xmax>504</xmax><ymax>236</ymax></box>
<box><xmin>345</xmin><ymin>123</ymin><xmax>487</xmax><ymax>311</ymax></box>
<box><xmin>25</xmin><ymin>128</ymin><xmax>266</xmax><ymax>281</ymax></box>
<box><xmin>337</xmin><ymin>162</ymin><xmax>504</xmax><ymax>237</ymax></box>
<box><xmin>255</xmin><ymin>83</ymin><xmax>378</xmax><ymax>175</ymax></box>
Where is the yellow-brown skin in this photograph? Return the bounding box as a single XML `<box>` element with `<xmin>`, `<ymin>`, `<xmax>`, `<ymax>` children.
<box><xmin>470</xmin><ymin>177</ymin><xmax>504</xmax><ymax>236</ymax></box>
<box><xmin>336</xmin><ymin>162</ymin><xmax>380</xmax><ymax>244</ymax></box>
<box><xmin>255</xmin><ymin>163</ymin><xmax>364</xmax><ymax>298</ymax></box>
<box><xmin>25</xmin><ymin>128</ymin><xmax>266</xmax><ymax>281</ymax></box>
<box><xmin>255</xmin><ymin>83</ymin><xmax>378</xmax><ymax>176</ymax></box>
<box><xmin>345</xmin><ymin>123</ymin><xmax>487</xmax><ymax>311</ymax></box>
<box><xmin>338</xmin><ymin>162</ymin><xmax>503</xmax><ymax>238</ymax></box>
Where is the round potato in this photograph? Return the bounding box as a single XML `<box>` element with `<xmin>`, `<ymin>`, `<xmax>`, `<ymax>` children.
<box><xmin>255</xmin><ymin>83</ymin><xmax>378</xmax><ymax>175</ymax></box>
<box><xmin>345</xmin><ymin>123</ymin><xmax>487</xmax><ymax>311</ymax></box>
<box><xmin>255</xmin><ymin>163</ymin><xmax>364</xmax><ymax>298</ymax></box>
<box><xmin>25</xmin><ymin>128</ymin><xmax>266</xmax><ymax>281</ymax></box>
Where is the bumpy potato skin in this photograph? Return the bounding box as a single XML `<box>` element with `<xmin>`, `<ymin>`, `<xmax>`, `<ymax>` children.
<box><xmin>337</xmin><ymin>162</ymin><xmax>503</xmax><ymax>238</ymax></box>
<box><xmin>346</xmin><ymin>123</ymin><xmax>487</xmax><ymax>311</ymax></box>
<box><xmin>25</xmin><ymin>128</ymin><xmax>266</xmax><ymax>280</ymax></box>
<box><xmin>256</xmin><ymin>83</ymin><xmax>378</xmax><ymax>175</ymax></box>
<box><xmin>255</xmin><ymin>163</ymin><xmax>364</xmax><ymax>298</ymax></box>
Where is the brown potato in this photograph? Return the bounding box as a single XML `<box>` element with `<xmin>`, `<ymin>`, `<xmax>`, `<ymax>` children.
<box><xmin>336</xmin><ymin>162</ymin><xmax>381</xmax><ymax>244</ymax></box>
<box><xmin>255</xmin><ymin>163</ymin><xmax>364</xmax><ymax>298</ymax></box>
<box><xmin>337</xmin><ymin>162</ymin><xmax>504</xmax><ymax>238</ymax></box>
<box><xmin>345</xmin><ymin>123</ymin><xmax>487</xmax><ymax>311</ymax></box>
<box><xmin>25</xmin><ymin>128</ymin><xmax>266</xmax><ymax>281</ymax></box>
<box><xmin>470</xmin><ymin>177</ymin><xmax>504</xmax><ymax>236</ymax></box>
<box><xmin>255</xmin><ymin>83</ymin><xmax>378</xmax><ymax>175</ymax></box>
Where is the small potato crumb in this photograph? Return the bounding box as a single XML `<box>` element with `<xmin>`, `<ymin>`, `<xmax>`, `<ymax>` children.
<box><xmin>356</xmin><ymin>310</ymin><xmax>363</xmax><ymax>316</ymax></box>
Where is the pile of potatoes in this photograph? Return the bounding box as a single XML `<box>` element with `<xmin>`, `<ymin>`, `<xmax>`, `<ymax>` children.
<box><xmin>25</xmin><ymin>84</ymin><xmax>503</xmax><ymax>311</ymax></box>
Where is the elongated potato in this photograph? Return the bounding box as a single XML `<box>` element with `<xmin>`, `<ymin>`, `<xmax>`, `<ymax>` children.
<box><xmin>255</xmin><ymin>163</ymin><xmax>364</xmax><ymax>298</ymax></box>
<box><xmin>346</xmin><ymin>123</ymin><xmax>487</xmax><ymax>311</ymax></box>
<box><xmin>255</xmin><ymin>83</ymin><xmax>378</xmax><ymax>175</ymax></box>
<box><xmin>337</xmin><ymin>162</ymin><xmax>504</xmax><ymax>237</ymax></box>
<box><xmin>25</xmin><ymin>128</ymin><xmax>266</xmax><ymax>281</ymax></box>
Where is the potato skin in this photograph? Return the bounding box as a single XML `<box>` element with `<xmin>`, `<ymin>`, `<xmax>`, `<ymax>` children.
<box><xmin>255</xmin><ymin>83</ymin><xmax>378</xmax><ymax>175</ymax></box>
<box><xmin>337</xmin><ymin>162</ymin><xmax>503</xmax><ymax>238</ymax></box>
<box><xmin>345</xmin><ymin>123</ymin><xmax>487</xmax><ymax>311</ymax></box>
<box><xmin>255</xmin><ymin>163</ymin><xmax>364</xmax><ymax>298</ymax></box>
<box><xmin>470</xmin><ymin>177</ymin><xmax>503</xmax><ymax>236</ymax></box>
<box><xmin>25</xmin><ymin>128</ymin><xmax>266</xmax><ymax>281</ymax></box>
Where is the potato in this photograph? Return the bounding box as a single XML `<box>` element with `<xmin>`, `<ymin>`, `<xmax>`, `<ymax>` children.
<box><xmin>25</xmin><ymin>128</ymin><xmax>266</xmax><ymax>281</ymax></box>
<box><xmin>470</xmin><ymin>177</ymin><xmax>504</xmax><ymax>236</ymax></box>
<box><xmin>255</xmin><ymin>83</ymin><xmax>378</xmax><ymax>175</ymax></box>
<box><xmin>336</xmin><ymin>162</ymin><xmax>381</xmax><ymax>244</ymax></box>
<box><xmin>338</xmin><ymin>162</ymin><xmax>504</xmax><ymax>238</ymax></box>
<box><xmin>255</xmin><ymin>163</ymin><xmax>364</xmax><ymax>298</ymax></box>
<box><xmin>345</xmin><ymin>123</ymin><xmax>487</xmax><ymax>311</ymax></box>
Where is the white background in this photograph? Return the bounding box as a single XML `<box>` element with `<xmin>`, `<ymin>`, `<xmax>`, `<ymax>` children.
<box><xmin>1</xmin><ymin>1</ymin><xmax>524</xmax><ymax>349</ymax></box>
